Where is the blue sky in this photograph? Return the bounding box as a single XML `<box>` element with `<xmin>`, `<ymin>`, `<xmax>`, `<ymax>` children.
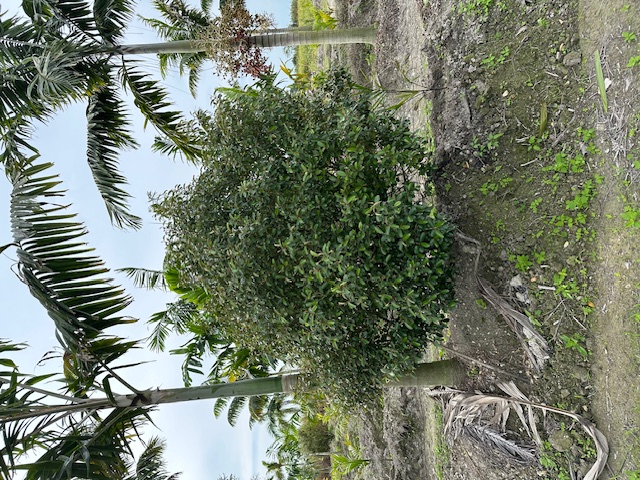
<box><xmin>0</xmin><ymin>1</ymin><xmax>293</xmax><ymax>478</ymax></box>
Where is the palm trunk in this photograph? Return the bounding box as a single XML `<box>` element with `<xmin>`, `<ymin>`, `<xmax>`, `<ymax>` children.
<box><xmin>1</xmin><ymin>360</ymin><xmax>463</xmax><ymax>423</ymax></box>
<box><xmin>248</xmin><ymin>27</ymin><xmax>376</xmax><ymax>47</ymax></box>
<box><xmin>118</xmin><ymin>26</ymin><xmax>376</xmax><ymax>55</ymax></box>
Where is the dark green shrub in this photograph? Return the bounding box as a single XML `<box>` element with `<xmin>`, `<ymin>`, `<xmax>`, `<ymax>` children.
<box><xmin>298</xmin><ymin>418</ymin><xmax>333</xmax><ymax>455</ymax></box>
<box><xmin>153</xmin><ymin>69</ymin><xmax>455</xmax><ymax>401</ymax></box>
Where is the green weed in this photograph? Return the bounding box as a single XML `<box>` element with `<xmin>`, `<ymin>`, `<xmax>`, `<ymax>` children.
<box><xmin>539</xmin><ymin>441</ymin><xmax>572</xmax><ymax>480</ymax></box>
<box><xmin>621</xmin><ymin>205</ymin><xmax>640</xmax><ymax>228</ymax></box>
<box><xmin>543</xmin><ymin>152</ymin><xmax>586</xmax><ymax>174</ymax></box>
<box><xmin>480</xmin><ymin>176</ymin><xmax>512</xmax><ymax>195</ymax></box>
<box><xmin>480</xmin><ymin>46</ymin><xmax>510</xmax><ymax>68</ymax></box>
<box><xmin>514</xmin><ymin>254</ymin><xmax>533</xmax><ymax>272</ymax></box>
<box><xmin>458</xmin><ymin>0</ymin><xmax>505</xmax><ymax>18</ymax></box>
<box><xmin>553</xmin><ymin>268</ymin><xmax>580</xmax><ymax>299</ymax></box>
<box><xmin>527</xmin><ymin>135</ymin><xmax>543</xmax><ymax>152</ymax></box>
<box><xmin>565</xmin><ymin>180</ymin><xmax>596</xmax><ymax>211</ymax></box>
<box><xmin>559</xmin><ymin>333</ymin><xmax>589</xmax><ymax>358</ymax></box>
<box><xmin>533</xmin><ymin>251</ymin><xmax>546</xmax><ymax>263</ymax></box>
<box><xmin>530</xmin><ymin>198</ymin><xmax>543</xmax><ymax>213</ymax></box>
<box><xmin>537</xmin><ymin>17</ymin><xmax>550</xmax><ymax>27</ymax></box>
<box><xmin>473</xmin><ymin>132</ymin><xmax>504</xmax><ymax>160</ymax></box>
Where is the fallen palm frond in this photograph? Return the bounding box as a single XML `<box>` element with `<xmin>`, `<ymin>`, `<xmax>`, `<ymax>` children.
<box><xmin>464</xmin><ymin>424</ymin><xmax>537</xmax><ymax>464</ymax></box>
<box><xmin>429</xmin><ymin>382</ymin><xmax>608</xmax><ymax>480</ymax></box>
<box><xmin>477</xmin><ymin>277</ymin><xmax>550</xmax><ymax>373</ymax></box>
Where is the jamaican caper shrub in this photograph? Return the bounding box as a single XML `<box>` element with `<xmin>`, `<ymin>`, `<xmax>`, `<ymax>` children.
<box><xmin>153</xmin><ymin>70</ymin><xmax>455</xmax><ymax>401</ymax></box>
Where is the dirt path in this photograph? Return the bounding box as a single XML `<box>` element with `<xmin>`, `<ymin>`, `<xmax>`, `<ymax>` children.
<box><xmin>580</xmin><ymin>0</ymin><xmax>640</xmax><ymax>476</ymax></box>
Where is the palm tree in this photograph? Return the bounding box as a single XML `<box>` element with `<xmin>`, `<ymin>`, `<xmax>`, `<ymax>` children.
<box><xmin>141</xmin><ymin>0</ymin><xmax>375</xmax><ymax>83</ymax></box>
<box><xmin>1</xmin><ymin>0</ymin><xmax>376</xmax><ymax>230</ymax></box>
<box><xmin>1</xmin><ymin>2</ymin><xmax>200</xmax><ymax>229</ymax></box>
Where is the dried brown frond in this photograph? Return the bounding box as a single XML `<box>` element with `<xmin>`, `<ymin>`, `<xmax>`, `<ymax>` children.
<box><xmin>477</xmin><ymin>276</ymin><xmax>550</xmax><ymax>373</ymax></box>
<box><xmin>430</xmin><ymin>382</ymin><xmax>608</xmax><ymax>480</ymax></box>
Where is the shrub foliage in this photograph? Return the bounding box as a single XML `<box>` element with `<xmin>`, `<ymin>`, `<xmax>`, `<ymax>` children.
<box><xmin>153</xmin><ymin>70</ymin><xmax>455</xmax><ymax>401</ymax></box>
<box><xmin>297</xmin><ymin>418</ymin><xmax>333</xmax><ymax>455</ymax></box>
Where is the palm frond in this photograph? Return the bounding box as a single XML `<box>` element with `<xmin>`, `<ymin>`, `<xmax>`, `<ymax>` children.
<box><xmin>93</xmin><ymin>0</ymin><xmax>135</xmax><ymax>44</ymax></box>
<box><xmin>213</xmin><ymin>397</ymin><xmax>229</xmax><ymax>419</ymax></box>
<box><xmin>477</xmin><ymin>277</ymin><xmax>550</xmax><ymax>373</ymax></box>
<box><xmin>0</xmin><ymin>15</ymin><xmax>50</xmax><ymax>122</ymax></box>
<box><xmin>200</xmin><ymin>0</ymin><xmax>214</xmax><ymax>14</ymax></box>
<box><xmin>118</xmin><ymin>267</ymin><xmax>167</xmax><ymax>290</ymax></box>
<box><xmin>20</xmin><ymin>0</ymin><xmax>101</xmax><ymax>46</ymax></box>
<box><xmin>140</xmin><ymin>0</ymin><xmax>208</xmax><ymax>97</ymax></box>
<box><xmin>433</xmin><ymin>382</ymin><xmax>608</xmax><ymax>480</ymax></box>
<box><xmin>134</xmin><ymin>436</ymin><xmax>181</xmax><ymax>480</ymax></box>
<box><xmin>150</xmin><ymin>0</ymin><xmax>209</xmax><ymax>32</ymax></box>
<box><xmin>464</xmin><ymin>424</ymin><xmax>537</xmax><ymax>464</ymax></box>
<box><xmin>146</xmin><ymin>301</ymin><xmax>197</xmax><ymax>352</ymax></box>
<box><xmin>0</xmin><ymin>117</ymin><xmax>41</xmax><ymax>175</ymax></box>
<box><xmin>226</xmin><ymin>395</ymin><xmax>247</xmax><ymax>427</ymax></box>
<box><xmin>248</xmin><ymin>394</ymin><xmax>266</xmax><ymax>427</ymax></box>
<box><xmin>27</xmin><ymin>46</ymin><xmax>86</xmax><ymax>103</ymax></box>
<box><xmin>163</xmin><ymin>266</ymin><xmax>209</xmax><ymax>305</ymax></box>
<box><xmin>9</xmin><ymin>159</ymin><xmax>138</xmax><ymax>391</ymax></box>
<box><xmin>139</xmin><ymin>17</ymin><xmax>189</xmax><ymax>42</ymax></box>
<box><xmin>187</xmin><ymin>64</ymin><xmax>201</xmax><ymax>97</ymax></box>
<box><xmin>86</xmin><ymin>82</ymin><xmax>141</xmax><ymax>229</ymax></box>
<box><xmin>120</xmin><ymin>61</ymin><xmax>200</xmax><ymax>161</ymax></box>
<box><xmin>17</xmin><ymin>406</ymin><xmax>150</xmax><ymax>480</ymax></box>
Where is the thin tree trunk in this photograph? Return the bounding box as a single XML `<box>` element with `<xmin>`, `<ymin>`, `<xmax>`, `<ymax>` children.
<box><xmin>1</xmin><ymin>360</ymin><xmax>463</xmax><ymax>423</ymax></box>
<box><xmin>118</xmin><ymin>26</ymin><xmax>376</xmax><ymax>55</ymax></box>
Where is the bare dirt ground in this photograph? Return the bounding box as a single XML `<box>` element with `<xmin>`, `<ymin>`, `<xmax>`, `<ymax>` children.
<box><xmin>325</xmin><ymin>0</ymin><xmax>640</xmax><ymax>478</ymax></box>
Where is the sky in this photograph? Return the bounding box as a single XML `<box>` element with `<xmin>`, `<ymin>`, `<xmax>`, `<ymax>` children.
<box><xmin>0</xmin><ymin>0</ymin><xmax>293</xmax><ymax>478</ymax></box>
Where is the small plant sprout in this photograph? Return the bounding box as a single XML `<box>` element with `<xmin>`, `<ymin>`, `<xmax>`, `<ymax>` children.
<box><xmin>621</xmin><ymin>205</ymin><xmax>640</xmax><ymax>228</ymax></box>
<box><xmin>628</xmin><ymin>55</ymin><xmax>640</xmax><ymax>68</ymax></box>
<box><xmin>515</xmin><ymin>255</ymin><xmax>533</xmax><ymax>272</ymax></box>
<box><xmin>560</xmin><ymin>333</ymin><xmax>589</xmax><ymax>358</ymax></box>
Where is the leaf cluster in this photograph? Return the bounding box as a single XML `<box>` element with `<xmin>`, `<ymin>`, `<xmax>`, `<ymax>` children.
<box><xmin>153</xmin><ymin>70</ymin><xmax>455</xmax><ymax>402</ymax></box>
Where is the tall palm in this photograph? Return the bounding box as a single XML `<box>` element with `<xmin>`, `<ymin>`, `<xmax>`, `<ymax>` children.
<box><xmin>1</xmin><ymin>0</ymin><xmax>199</xmax><ymax>229</ymax></box>
<box><xmin>141</xmin><ymin>0</ymin><xmax>375</xmax><ymax>86</ymax></box>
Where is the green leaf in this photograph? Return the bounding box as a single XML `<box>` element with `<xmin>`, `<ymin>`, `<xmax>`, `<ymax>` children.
<box><xmin>594</xmin><ymin>50</ymin><xmax>608</xmax><ymax>113</ymax></box>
